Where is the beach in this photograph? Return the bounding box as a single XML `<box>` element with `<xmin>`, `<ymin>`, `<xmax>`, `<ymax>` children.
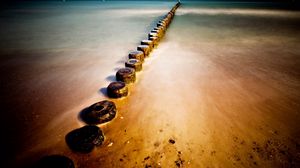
<box><xmin>0</xmin><ymin>1</ymin><xmax>300</xmax><ymax>167</ymax></box>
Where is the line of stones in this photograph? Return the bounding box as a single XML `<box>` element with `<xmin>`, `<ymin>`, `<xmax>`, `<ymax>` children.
<box><xmin>34</xmin><ymin>2</ymin><xmax>180</xmax><ymax>167</ymax></box>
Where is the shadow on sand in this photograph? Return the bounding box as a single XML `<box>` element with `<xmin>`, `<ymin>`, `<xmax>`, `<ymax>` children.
<box><xmin>105</xmin><ymin>75</ymin><xmax>116</xmax><ymax>82</ymax></box>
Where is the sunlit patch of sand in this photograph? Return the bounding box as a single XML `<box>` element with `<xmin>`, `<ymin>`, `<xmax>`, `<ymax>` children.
<box><xmin>4</xmin><ymin>3</ymin><xmax>300</xmax><ymax>168</ymax></box>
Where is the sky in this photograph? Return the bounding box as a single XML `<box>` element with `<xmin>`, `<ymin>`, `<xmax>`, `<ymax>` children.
<box><xmin>2</xmin><ymin>0</ymin><xmax>298</xmax><ymax>2</ymax></box>
<box><xmin>1</xmin><ymin>0</ymin><xmax>299</xmax><ymax>10</ymax></box>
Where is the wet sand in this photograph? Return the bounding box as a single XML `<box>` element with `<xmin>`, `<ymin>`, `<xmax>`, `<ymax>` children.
<box><xmin>1</xmin><ymin>2</ymin><xmax>300</xmax><ymax>168</ymax></box>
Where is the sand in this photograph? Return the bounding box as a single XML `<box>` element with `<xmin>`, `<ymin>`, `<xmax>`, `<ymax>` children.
<box><xmin>0</xmin><ymin>1</ymin><xmax>300</xmax><ymax>168</ymax></box>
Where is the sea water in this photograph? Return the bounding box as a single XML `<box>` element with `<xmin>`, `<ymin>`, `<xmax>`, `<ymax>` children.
<box><xmin>0</xmin><ymin>1</ymin><xmax>299</xmax><ymax>167</ymax></box>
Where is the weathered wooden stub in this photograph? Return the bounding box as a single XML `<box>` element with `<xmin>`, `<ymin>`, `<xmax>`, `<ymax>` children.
<box><xmin>157</xmin><ymin>22</ymin><xmax>166</xmax><ymax>28</ymax></box>
<box><xmin>137</xmin><ymin>45</ymin><xmax>151</xmax><ymax>57</ymax></box>
<box><xmin>151</xmin><ymin>30</ymin><xmax>163</xmax><ymax>39</ymax></box>
<box><xmin>148</xmin><ymin>32</ymin><xmax>159</xmax><ymax>41</ymax></box>
<box><xmin>81</xmin><ymin>100</ymin><xmax>117</xmax><ymax>125</ymax></box>
<box><xmin>116</xmin><ymin>67</ymin><xmax>136</xmax><ymax>84</ymax></box>
<box><xmin>128</xmin><ymin>50</ymin><xmax>144</xmax><ymax>62</ymax></box>
<box><xmin>65</xmin><ymin>125</ymin><xmax>104</xmax><ymax>153</ymax></box>
<box><xmin>153</xmin><ymin>26</ymin><xmax>165</xmax><ymax>33</ymax></box>
<box><xmin>149</xmin><ymin>36</ymin><xmax>158</xmax><ymax>46</ymax></box>
<box><xmin>125</xmin><ymin>59</ymin><xmax>142</xmax><ymax>71</ymax></box>
<box><xmin>159</xmin><ymin>20</ymin><xmax>168</xmax><ymax>27</ymax></box>
<box><xmin>141</xmin><ymin>39</ymin><xmax>154</xmax><ymax>50</ymax></box>
<box><xmin>34</xmin><ymin>155</ymin><xmax>75</xmax><ymax>168</ymax></box>
<box><xmin>107</xmin><ymin>81</ymin><xmax>128</xmax><ymax>98</ymax></box>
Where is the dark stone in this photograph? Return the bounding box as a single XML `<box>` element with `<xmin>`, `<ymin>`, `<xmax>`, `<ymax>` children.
<box><xmin>125</xmin><ymin>59</ymin><xmax>142</xmax><ymax>72</ymax></box>
<box><xmin>65</xmin><ymin>125</ymin><xmax>104</xmax><ymax>153</ymax></box>
<box><xmin>34</xmin><ymin>155</ymin><xmax>74</xmax><ymax>168</ymax></box>
<box><xmin>107</xmin><ymin>81</ymin><xmax>128</xmax><ymax>98</ymax></box>
<box><xmin>169</xmin><ymin>139</ymin><xmax>175</xmax><ymax>144</ymax></box>
<box><xmin>129</xmin><ymin>50</ymin><xmax>144</xmax><ymax>62</ymax></box>
<box><xmin>81</xmin><ymin>100</ymin><xmax>117</xmax><ymax>125</ymax></box>
<box><xmin>116</xmin><ymin>67</ymin><xmax>136</xmax><ymax>84</ymax></box>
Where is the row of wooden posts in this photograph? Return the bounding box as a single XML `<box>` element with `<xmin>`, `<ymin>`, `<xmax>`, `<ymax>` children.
<box><xmin>34</xmin><ymin>2</ymin><xmax>181</xmax><ymax>167</ymax></box>
<box><xmin>108</xmin><ymin>3</ymin><xmax>181</xmax><ymax>98</ymax></box>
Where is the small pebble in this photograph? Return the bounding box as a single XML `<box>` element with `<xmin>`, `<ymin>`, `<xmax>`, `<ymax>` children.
<box><xmin>169</xmin><ymin>139</ymin><xmax>175</xmax><ymax>144</ymax></box>
<box><xmin>107</xmin><ymin>142</ymin><xmax>113</xmax><ymax>147</ymax></box>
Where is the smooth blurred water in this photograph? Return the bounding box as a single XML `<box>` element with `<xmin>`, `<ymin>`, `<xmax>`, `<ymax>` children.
<box><xmin>0</xmin><ymin>1</ymin><xmax>300</xmax><ymax>167</ymax></box>
<box><xmin>0</xmin><ymin>1</ymin><xmax>175</xmax><ymax>51</ymax></box>
<box><xmin>0</xmin><ymin>1</ymin><xmax>175</xmax><ymax>167</ymax></box>
<box><xmin>1</xmin><ymin>1</ymin><xmax>298</xmax><ymax>51</ymax></box>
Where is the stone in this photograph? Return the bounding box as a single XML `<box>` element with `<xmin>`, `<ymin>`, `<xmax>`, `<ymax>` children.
<box><xmin>107</xmin><ymin>81</ymin><xmax>128</xmax><ymax>98</ymax></box>
<box><xmin>65</xmin><ymin>125</ymin><xmax>104</xmax><ymax>153</ymax></box>
<box><xmin>125</xmin><ymin>59</ymin><xmax>142</xmax><ymax>71</ymax></box>
<box><xmin>81</xmin><ymin>100</ymin><xmax>117</xmax><ymax>125</ymax></box>
<box><xmin>35</xmin><ymin>155</ymin><xmax>75</xmax><ymax>168</ymax></box>
<box><xmin>116</xmin><ymin>67</ymin><xmax>136</xmax><ymax>84</ymax></box>
<box><xmin>169</xmin><ymin>139</ymin><xmax>176</xmax><ymax>144</ymax></box>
